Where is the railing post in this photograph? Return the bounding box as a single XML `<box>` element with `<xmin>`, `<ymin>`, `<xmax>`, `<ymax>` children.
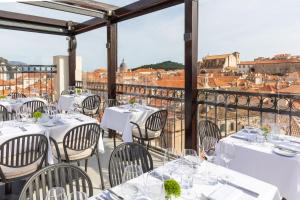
<box><xmin>107</xmin><ymin>22</ymin><xmax>117</xmax><ymax>100</ymax></box>
<box><xmin>184</xmin><ymin>0</ymin><xmax>198</xmax><ymax>150</ymax></box>
<box><xmin>68</xmin><ymin>35</ymin><xmax>77</xmax><ymax>87</ymax></box>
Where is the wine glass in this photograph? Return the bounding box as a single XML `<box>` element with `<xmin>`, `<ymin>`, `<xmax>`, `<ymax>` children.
<box><xmin>200</xmin><ymin>136</ymin><xmax>217</xmax><ymax>163</ymax></box>
<box><xmin>181</xmin><ymin>149</ymin><xmax>201</xmax><ymax>167</ymax></box>
<box><xmin>220</xmin><ymin>142</ymin><xmax>235</xmax><ymax>169</ymax></box>
<box><xmin>163</xmin><ymin>148</ymin><xmax>180</xmax><ymax>164</ymax></box>
<box><xmin>143</xmin><ymin>172</ymin><xmax>165</xmax><ymax>200</ymax></box>
<box><xmin>68</xmin><ymin>191</ymin><xmax>87</xmax><ymax>200</ymax></box>
<box><xmin>121</xmin><ymin>164</ymin><xmax>142</xmax><ymax>200</ymax></box>
<box><xmin>45</xmin><ymin>187</ymin><xmax>67</xmax><ymax>200</ymax></box>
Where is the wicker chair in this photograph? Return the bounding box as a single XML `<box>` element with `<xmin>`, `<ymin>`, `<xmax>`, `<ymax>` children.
<box><xmin>108</xmin><ymin>143</ymin><xmax>153</xmax><ymax>187</ymax></box>
<box><xmin>0</xmin><ymin>105</ymin><xmax>12</xmax><ymax>121</ymax></box>
<box><xmin>50</xmin><ymin>123</ymin><xmax>105</xmax><ymax>189</ymax></box>
<box><xmin>131</xmin><ymin>110</ymin><xmax>168</xmax><ymax>148</ymax></box>
<box><xmin>0</xmin><ymin>134</ymin><xmax>48</xmax><ymax>194</ymax></box>
<box><xmin>8</xmin><ymin>92</ymin><xmax>26</xmax><ymax>99</ymax></box>
<box><xmin>198</xmin><ymin>120</ymin><xmax>221</xmax><ymax>146</ymax></box>
<box><xmin>82</xmin><ymin>95</ymin><xmax>101</xmax><ymax>117</ymax></box>
<box><xmin>18</xmin><ymin>163</ymin><xmax>93</xmax><ymax>200</ymax></box>
<box><xmin>19</xmin><ymin>100</ymin><xmax>46</xmax><ymax>117</ymax></box>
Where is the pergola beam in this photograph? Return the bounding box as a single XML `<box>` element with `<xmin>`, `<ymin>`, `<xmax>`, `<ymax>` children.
<box><xmin>57</xmin><ymin>0</ymin><xmax>119</xmax><ymax>13</ymax></box>
<box><xmin>74</xmin><ymin>17</ymin><xmax>107</xmax><ymax>35</ymax></box>
<box><xmin>112</xmin><ymin>0</ymin><xmax>184</xmax><ymax>23</ymax></box>
<box><xmin>0</xmin><ymin>10</ymin><xmax>72</xmax><ymax>35</ymax></box>
<box><xmin>22</xmin><ymin>1</ymin><xmax>106</xmax><ymax>18</ymax></box>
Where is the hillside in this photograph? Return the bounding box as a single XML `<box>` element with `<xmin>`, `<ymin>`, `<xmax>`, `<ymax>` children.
<box><xmin>132</xmin><ymin>61</ymin><xmax>184</xmax><ymax>71</ymax></box>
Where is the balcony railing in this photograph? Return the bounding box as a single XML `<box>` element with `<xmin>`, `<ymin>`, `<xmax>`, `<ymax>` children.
<box><xmin>76</xmin><ymin>81</ymin><xmax>300</xmax><ymax>152</ymax></box>
<box><xmin>0</xmin><ymin>64</ymin><xmax>57</xmax><ymax>97</ymax></box>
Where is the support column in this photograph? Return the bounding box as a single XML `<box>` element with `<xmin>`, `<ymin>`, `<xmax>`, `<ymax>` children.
<box><xmin>68</xmin><ymin>35</ymin><xmax>77</xmax><ymax>86</ymax></box>
<box><xmin>184</xmin><ymin>0</ymin><xmax>198</xmax><ymax>150</ymax></box>
<box><xmin>107</xmin><ymin>23</ymin><xmax>117</xmax><ymax>99</ymax></box>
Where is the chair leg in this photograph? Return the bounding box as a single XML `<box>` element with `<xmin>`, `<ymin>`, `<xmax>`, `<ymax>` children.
<box><xmin>95</xmin><ymin>151</ymin><xmax>105</xmax><ymax>190</ymax></box>
<box><xmin>77</xmin><ymin>161</ymin><xmax>80</xmax><ymax>167</ymax></box>
<box><xmin>113</xmin><ymin>133</ymin><xmax>116</xmax><ymax>148</ymax></box>
<box><xmin>85</xmin><ymin>159</ymin><xmax>88</xmax><ymax>172</ymax></box>
<box><xmin>162</xmin><ymin>135</ymin><xmax>167</xmax><ymax>148</ymax></box>
<box><xmin>5</xmin><ymin>183</ymin><xmax>12</xmax><ymax>194</ymax></box>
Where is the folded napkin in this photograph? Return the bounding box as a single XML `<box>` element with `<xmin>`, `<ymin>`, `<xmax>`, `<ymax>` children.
<box><xmin>134</xmin><ymin>196</ymin><xmax>151</xmax><ymax>200</ymax></box>
<box><xmin>276</xmin><ymin>143</ymin><xmax>300</xmax><ymax>153</ymax></box>
<box><xmin>150</xmin><ymin>170</ymin><xmax>171</xmax><ymax>181</ymax></box>
<box><xmin>98</xmin><ymin>191</ymin><xmax>112</xmax><ymax>200</ymax></box>
<box><xmin>207</xmin><ymin>184</ymin><xmax>244</xmax><ymax>200</ymax></box>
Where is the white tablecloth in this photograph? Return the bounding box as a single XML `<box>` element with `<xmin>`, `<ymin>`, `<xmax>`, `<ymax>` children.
<box><xmin>0</xmin><ymin>97</ymin><xmax>47</xmax><ymax>112</ymax></box>
<box><xmin>0</xmin><ymin>113</ymin><xmax>104</xmax><ymax>165</ymax></box>
<box><xmin>89</xmin><ymin>160</ymin><xmax>280</xmax><ymax>200</ymax></box>
<box><xmin>100</xmin><ymin>105</ymin><xmax>159</xmax><ymax>142</ymax></box>
<box><xmin>217</xmin><ymin>133</ymin><xmax>300</xmax><ymax>200</ymax></box>
<box><xmin>57</xmin><ymin>94</ymin><xmax>91</xmax><ymax>111</ymax></box>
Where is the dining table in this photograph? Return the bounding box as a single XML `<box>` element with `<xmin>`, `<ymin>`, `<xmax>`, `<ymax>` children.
<box><xmin>0</xmin><ymin>97</ymin><xmax>47</xmax><ymax>112</ymax></box>
<box><xmin>89</xmin><ymin>159</ymin><xmax>281</xmax><ymax>200</ymax></box>
<box><xmin>0</xmin><ymin>113</ymin><xmax>104</xmax><ymax>164</ymax></box>
<box><xmin>100</xmin><ymin>104</ymin><xmax>159</xmax><ymax>142</ymax></box>
<box><xmin>57</xmin><ymin>93</ymin><xmax>92</xmax><ymax>111</ymax></box>
<box><xmin>216</xmin><ymin>128</ymin><xmax>300</xmax><ymax>200</ymax></box>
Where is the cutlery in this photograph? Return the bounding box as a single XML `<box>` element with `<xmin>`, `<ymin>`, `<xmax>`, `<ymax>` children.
<box><xmin>231</xmin><ymin>135</ymin><xmax>250</xmax><ymax>142</ymax></box>
<box><xmin>19</xmin><ymin>126</ymin><xmax>27</xmax><ymax>131</ymax></box>
<box><xmin>75</xmin><ymin>117</ymin><xmax>84</xmax><ymax>122</ymax></box>
<box><xmin>219</xmin><ymin>179</ymin><xmax>259</xmax><ymax>197</ymax></box>
<box><xmin>107</xmin><ymin>189</ymin><xmax>124</xmax><ymax>200</ymax></box>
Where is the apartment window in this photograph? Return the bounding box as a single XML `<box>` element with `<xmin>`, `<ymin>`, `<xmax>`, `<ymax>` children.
<box><xmin>220</xmin><ymin>124</ymin><xmax>226</xmax><ymax>132</ymax></box>
<box><xmin>230</xmin><ymin>122</ymin><xmax>235</xmax><ymax>131</ymax></box>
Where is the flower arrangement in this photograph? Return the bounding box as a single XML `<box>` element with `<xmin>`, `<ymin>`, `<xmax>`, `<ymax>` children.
<box><xmin>33</xmin><ymin>111</ymin><xmax>42</xmax><ymax>121</ymax></box>
<box><xmin>75</xmin><ymin>88</ymin><xmax>82</xmax><ymax>94</ymax></box>
<box><xmin>164</xmin><ymin>179</ymin><xmax>181</xmax><ymax>200</ymax></box>
<box><xmin>129</xmin><ymin>97</ymin><xmax>136</xmax><ymax>105</ymax></box>
<box><xmin>261</xmin><ymin>125</ymin><xmax>271</xmax><ymax>139</ymax></box>
<box><xmin>0</xmin><ymin>95</ymin><xmax>6</xmax><ymax>100</ymax></box>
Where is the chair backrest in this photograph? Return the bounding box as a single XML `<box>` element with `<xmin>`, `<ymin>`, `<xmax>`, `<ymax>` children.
<box><xmin>108</xmin><ymin>142</ymin><xmax>153</xmax><ymax>187</ymax></box>
<box><xmin>104</xmin><ymin>99</ymin><xmax>121</xmax><ymax>108</ymax></box>
<box><xmin>0</xmin><ymin>105</ymin><xmax>9</xmax><ymax>121</ymax></box>
<box><xmin>145</xmin><ymin>110</ymin><xmax>168</xmax><ymax>133</ymax></box>
<box><xmin>8</xmin><ymin>92</ymin><xmax>26</xmax><ymax>99</ymax></box>
<box><xmin>0</xmin><ymin>134</ymin><xmax>48</xmax><ymax>182</ymax></box>
<box><xmin>18</xmin><ymin>163</ymin><xmax>93</xmax><ymax>200</ymax></box>
<box><xmin>62</xmin><ymin>123</ymin><xmax>101</xmax><ymax>161</ymax></box>
<box><xmin>61</xmin><ymin>90</ymin><xmax>74</xmax><ymax>95</ymax></box>
<box><xmin>198</xmin><ymin>120</ymin><xmax>221</xmax><ymax>145</ymax></box>
<box><xmin>82</xmin><ymin>95</ymin><xmax>101</xmax><ymax>115</ymax></box>
<box><xmin>20</xmin><ymin>100</ymin><xmax>45</xmax><ymax>117</ymax></box>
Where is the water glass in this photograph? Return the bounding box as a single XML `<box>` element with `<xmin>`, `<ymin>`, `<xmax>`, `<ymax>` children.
<box><xmin>45</xmin><ymin>187</ymin><xmax>67</xmax><ymax>200</ymax></box>
<box><xmin>163</xmin><ymin>148</ymin><xmax>180</xmax><ymax>164</ymax></box>
<box><xmin>68</xmin><ymin>191</ymin><xmax>87</xmax><ymax>200</ymax></box>
<box><xmin>201</xmin><ymin>136</ymin><xmax>217</xmax><ymax>163</ymax></box>
<box><xmin>220</xmin><ymin>142</ymin><xmax>235</xmax><ymax>169</ymax></box>
<box><xmin>143</xmin><ymin>173</ymin><xmax>165</xmax><ymax>200</ymax></box>
<box><xmin>182</xmin><ymin>149</ymin><xmax>201</xmax><ymax>168</ymax></box>
<box><xmin>122</xmin><ymin>164</ymin><xmax>143</xmax><ymax>183</ymax></box>
<box><xmin>181</xmin><ymin>174</ymin><xmax>193</xmax><ymax>189</ymax></box>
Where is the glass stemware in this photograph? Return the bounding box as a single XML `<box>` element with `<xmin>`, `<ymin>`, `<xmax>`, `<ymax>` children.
<box><xmin>143</xmin><ymin>171</ymin><xmax>165</xmax><ymax>200</ymax></box>
<box><xmin>68</xmin><ymin>191</ymin><xmax>87</xmax><ymax>200</ymax></box>
<box><xmin>220</xmin><ymin>142</ymin><xmax>236</xmax><ymax>169</ymax></box>
<box><xmin>181</xmin><ymin>149</ymin><xmax>201</xmax><ymax>167</ymax></box>
<box><xmin>200</xmin><ymin>136</ymin><xmax>217</xmax><ymax>163</ymax></box>
<box><xmin>45</xmin><ymin>187</ymin><xmax>67</xmax><ymax>200</ymax></box>
<box><xmin>121</xmin><ymin>164</ymin><xmax>143</xmax><ymax>200</ymax></box>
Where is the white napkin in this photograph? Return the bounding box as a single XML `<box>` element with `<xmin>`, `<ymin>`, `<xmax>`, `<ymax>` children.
<box><xmin>208</xmin><ymin>184</ymin><xmax>244</xmax><ymax>200</ymax></box>
<box><xmin>134</xmin><ymin>196</ymin><xmax>151</xmax><ymax>200</ymax></box>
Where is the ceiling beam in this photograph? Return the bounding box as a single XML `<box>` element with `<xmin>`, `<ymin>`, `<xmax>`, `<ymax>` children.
<box><xmin>0</xmin><ymin>19</ymin><xmax>69</xmax><ymax>35</ymax></box>
<box><xmin>22</xmin><ymin>1</ymin><xmax>106</xmax><ymax>18</ymax></box>
<box><xmin>112</xmin><ymin>0</ymin><xmax>184</xmax><ymax>23</ymax></box>
<box><xmin>0</xmin><ymin>10</ymin><xmax>71</xmax><ymax>35</ymax></box>
<box><xmin>74</xmin><ymin>0</ymin><xmax>183</xmax><ymax>35</ymax></box>
<box><xmin>74</xmin><ymin>17</ymin><xmax>107</xmax><ymax>35</ymax></box>
<box><xmin>57</xmin><ymin>0</ymin><xmax>119</xmax><ymax>13</ymax></box>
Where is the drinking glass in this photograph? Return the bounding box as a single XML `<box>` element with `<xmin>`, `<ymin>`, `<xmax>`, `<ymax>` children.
<box><xmin>68</xmin><ymin>191</ymin><xmax>87</xmax><ymax>200</ymax></box>
<box><xmin>220</xmin><ymin>142</ymin><xmax>235</xmax><ymax>169</ymax></box>
<box><xmin>163</xmin><ymin>148</ymin><xmax>180</xmax><ymax>164</ymax></box>
<box><xmin>182</xmin><ymin>149</ymin><xmax>201</xmax><ymax>167</ymax></box>
<box><xmin>143</xmin><ymin>172</ymin><xmax>165</xmax><ymax>200</ymax></box>
<box><xmin>200</xmin><ymin>136</ymin><xmax>217</xmax><ymax>163</ymax></box>
<box><xmin>122</xmin><ymin>164</ymin><xmax>143</xmax><ymax>183</ymax></box>
<box><xmin>121</xmin><ymin>164</ymin><xmax>142</xmax><ymax>200</ymax></box>
<box><xmin>45</xmin><ymin>187</ymin><xmax>67</xmax><ymax>200</ymax></box>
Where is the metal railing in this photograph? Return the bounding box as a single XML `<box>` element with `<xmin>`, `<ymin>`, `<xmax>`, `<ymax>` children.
<box><xmin>76</xmin><ymin>81</ymin><xmax>300</xmax><ymax>152</ymax></box>
<box><xmin>0</xmin><ymin>64</ymin><xmax>57</xmax><ymax>97</ymax></box>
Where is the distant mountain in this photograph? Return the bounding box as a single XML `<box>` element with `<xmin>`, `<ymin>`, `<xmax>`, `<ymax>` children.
<box><xmin>133</xmin><ymin>61</ymin><xmax>184</xmax><ymax>71</ymax></box>
<box><xmin>8</xmin><ymin>61</ymin><xmax>27</xmax><ymax>65</ymax></box>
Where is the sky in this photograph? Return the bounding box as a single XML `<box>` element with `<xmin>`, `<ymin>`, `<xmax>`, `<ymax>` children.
<box><xmin>0</xmin><ymin>0</ymin><xmax>300</xmax><ymax>71</ymax></box>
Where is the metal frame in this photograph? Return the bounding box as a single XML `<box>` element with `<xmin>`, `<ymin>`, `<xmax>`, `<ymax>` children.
<box><xmin>0</xmin><ymin>0</ymin><xmax>199</xmax><ymax>150</ymax></box>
